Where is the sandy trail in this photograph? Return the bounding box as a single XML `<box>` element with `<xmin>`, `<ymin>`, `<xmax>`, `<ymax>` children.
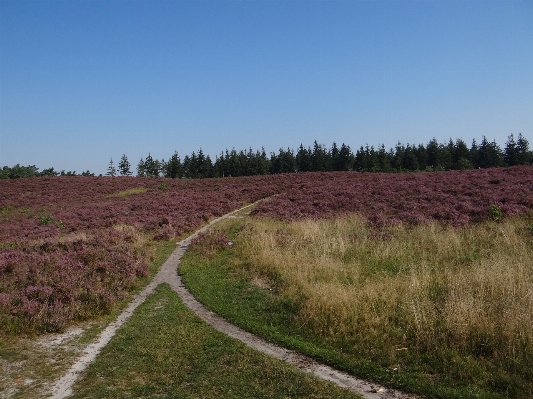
<box><xmin>49</xmin><ymin>204</ymin><xmax>417</xmax><ymax>399</ymax></box>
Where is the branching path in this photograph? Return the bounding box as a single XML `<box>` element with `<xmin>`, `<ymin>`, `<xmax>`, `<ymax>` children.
<box><xmin>50</xmin><ymin>203</ymin><xmax>417</xmax><ymax>399</ymax></box>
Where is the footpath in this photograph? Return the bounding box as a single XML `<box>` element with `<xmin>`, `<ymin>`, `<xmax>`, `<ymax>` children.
<box><xmin>50</xmin><ymin>203</ymin><xmax>415</xmax><ymax>399</ymax></box>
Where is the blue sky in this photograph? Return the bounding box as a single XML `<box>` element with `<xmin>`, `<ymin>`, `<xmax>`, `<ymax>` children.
<box><xmin>1</xmin><ymin>0</ymin><xmax>532</xmax><ymax>175</ymax></box>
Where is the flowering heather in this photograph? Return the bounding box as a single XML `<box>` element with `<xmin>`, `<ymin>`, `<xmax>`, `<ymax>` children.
<box><xmin>1</xmin><ymin>166</ymin><xmax>532</xmax><ymax>334</ymax></box>
<box><xmin>0</xmin><ymin>229</ymin><xmax>148</xmax><ymax>333</ymax></box>
<box><xmin>0</xmin><ymin>176</ymin><xmax>280</xmax><ymax>334</ymax></box>
<box><xmin>251</xmin><ymin>166</ymin><xmax>533</xmax><ymax>226</ymax></box>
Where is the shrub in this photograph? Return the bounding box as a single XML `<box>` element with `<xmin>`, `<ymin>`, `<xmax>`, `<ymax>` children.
<box><xmin>489</xmin><ymin>204</ymin><xmax>503</xmax><ymax>221</ymax></box>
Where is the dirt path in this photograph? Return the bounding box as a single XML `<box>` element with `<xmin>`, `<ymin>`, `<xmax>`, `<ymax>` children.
<box><xmin>49</xmin><ymin>204</ymin><xmax>417</xmax><ymax>399</ymax></box>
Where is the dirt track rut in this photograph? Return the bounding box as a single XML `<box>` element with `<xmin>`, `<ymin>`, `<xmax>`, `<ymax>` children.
<box><xmin>50</xmin><ymin>204</ymin><xmax>417</xmax><ymax>399</ymax></box>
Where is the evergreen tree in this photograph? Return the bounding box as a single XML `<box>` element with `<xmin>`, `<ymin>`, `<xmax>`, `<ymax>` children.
<box><xmin>2</xmin><ymin>164</ymin><xmax>40</xmax><ymax>179</ymax></box>
<box><xmin>296</xmin><ymin>144</ymin><xmax>312</xmax><ymax>172</ymax></box>
<box><xmin>237</xmin><ymin>150</ymin><xmax>247</xmax><ymax>176</ymax></box>
<box><xmin>470</xmin><ymin>139</ymin><xmax>480</xmax><ymax>168</ymax></box>
<box><xmin>426</xmin><ymin>138</ymin><xmax>442</xmax><ymax>170</ymax></box>
<box><xmin>188</xmin><ymin>152</ymin><xmax>198</xmax><ymax>178</ymax></box>
<box><xmin>60</xmin><ymin>170</ymin><xmax>77</xmax><ymax>176</ymax></box>
<box><xmin>378</xmin><ymin>144</ymin><xmax>393</xmax><ymax>172</ymax></box>
<box><xmin>204</xmin><ymin>155</ymin><xmax>214</xmax><ymax>178</ymax></box>
<box><xmin>182</xmin><ymin>155</ymin><xmax>191</xmax><ymax>178</ymax></box>
<box><xmin>40</xmin><ymin>167</ymin><xmax>59</xmax><ymax>177</ymax></box>
<box><xmin>137</xmin><ymin>157</ymin><xmax>146</xmax><ymax>177</ymax></box>
<box><xmin>354</xmin><ymin>146</ymin><xmax>365</xmax><ymax>172</ymax></box>
<box><xmin>442</xmin><ymin>139</ymin><xmax>454</xmax><ymax>170</ymax></box>
<box><xmin>330</xmin><ymin>142</ymin><xmax>341</xmax><ymax>171</ymax></box>
<box><xmin>118</xmin><ymin>154</ymin><xmax>132</xmax><ymax>176</ymax></box>
<box><xmin>227</xmin><ymin>149</ymin><xmax>240</xmax><ymax>177</ymax></box>
<box><xmin>504</xmin><ymin>134</ymin><xmax>517</xmax><ymax>166</ymax></box>
<box><xmin>144</xmin><ymin>153</ymin><xmax>160</xmax><ymax>177</ymax></box>
<box><xmin>516</xmin><ymin>133</ymin><xmax>531</xmax><ymax>165</ymax></box>
<box><xmin>477</xmin><ymin>136</ymin><xmax>503</xmax><ymax>168</ymax></box>
<box><xmin>106</xmin><ymin>158</ymin><xmax>117</xmax><ymax>177</ymax></box>
<box><xmin>452</xmin><ymin>139</ymin><xmax>471</xmax><ymax>170</ymax></box>
<box><xmin>392</xmin><ymin>142</ymin><xmax>405</xmax><ymax>171</ymax></box>
<box><xmin>416</xmin><ymin>144</ymin><xmax>428</xmax><ymax>170</ymax></box>
<box><xmin>402</xmin><ymin>144</ymin><xmax>419</xmax><ymax>171</ymax></box>
<box><xmin>196</xmin><ymin>149</ymin><xmax>207</xmax><ymax>177</ymax></box>
<box><xmin>213</xmin><ymin>151</ymin><xmax>226</xmax><ymax>178</ymax></box>
<box><xmin>311</xmin><ymin>141</ymin><xmax>329</xmax><ymax>171</ymax></box>
<box><xmin>0</xmin><ymin>167</ymin><xmax>8</xmax><ymax>179</ymax></box>
<box><xmin>165</xmin><ymin>151</ymin><xmax>183</xmax><ymax>178</ymax></box>
<box><xmin>270</xmin><ymin>148</ymin><xmax>295</xmax><ymax>174</ymax></box>
<box><xmin>258</xmin><ymin>147</ymin><xmax>270</xmax><ymax>175</ymax></box>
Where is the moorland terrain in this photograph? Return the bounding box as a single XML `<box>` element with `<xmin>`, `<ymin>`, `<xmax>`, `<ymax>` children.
<box><xmin>1</xmin><ymin>167</ymin><xmax>532</xmax><ymax>398</ymax></box>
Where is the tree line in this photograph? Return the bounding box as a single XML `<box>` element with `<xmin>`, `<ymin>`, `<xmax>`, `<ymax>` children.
<box><xmin>109</xmin><ymin>133</ymin><xmax>531</xmax><ymax>178</ymax></box>
<box><xmin>1</xmin><ymin>134</ymin><xmax>530</xmax><ymax>179</ymax></box>
<box><xmin>0</xmin><ymin>165</ymin><xmax>94</xmax><ymax>179</ymax></box>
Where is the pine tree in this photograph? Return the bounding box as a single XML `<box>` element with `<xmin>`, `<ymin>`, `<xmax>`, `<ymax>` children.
<box><xmin>137</xmin><ymin>157</ymin><xmax>146</xmax><ymax>177</ymax></box>
<box><xmin>416</xmin><ymin>144</ymin><xmax>428</xmax><ymax>171</ymax></box>
<box><xmin>426</xmin><ymin>138</ymin><xmax>442</xmax><ymax>170</ymax></box>
<box><xmin>311</xmin><ymin>141</ymin><xmax>329</xmax><ymax>171</ymax></box>
<box><xmin>338</xmin><ymin>143</ymin><xmax>352</xmax><ymax>171</ymax></box>
<box><xmin>504</xmin><ymin>134</ymin><xmax>517</xmax><ymax>166</ymax></box>
<box><xmin>296</xmin><ymin>144</ymin><xmax>312</xmax><ymax>172</ymax></box>
<box><xmin>330</xmin><ymin>142</ymin><xmax>340</xmax><ymax>171</ymax></box>
<box><xmin>516</xmin><ymin>133</ymin><xmax>531</xmax><ymax>165</ymax></box>
<box><xmin>204</xmin><ymin>155</ymin><xmax>214</xmax><ymax>178</ymax></box>
<box><xmin>144</xmin><ymin>153</ymin><xmax>159</xmax><ymax>177</ymax></box>
<box><xmin>478</xmin><ymin>136</ymin><xmax>503</xmax><ymax>168</ymax></box>
<box><xmin>403</xmin><ymin>144</ymin><xmax>419</xmax><ymax>171</ymax></box>
<box><xmin>452</xmin><ymin>139</ymin><xmax>471</xmax><ymax>170</ymax></box>
<box><xmin>106</xmin><ymin>158</ymin><xmax>117</xmax><ymax>177</ymax></box>
<box><xmin>165</xmin><ymin>151</ymin><xmax>183</xmax><ymax>178</ymax></box>
<box><xmin>118</xmin><ymin>154</ymin><xmax>132</xmax><ymax>176</ymax></box>
<box><xmin>182</xmin><ymin>155</ymin><xmax>191</xmax><ymax>178</ymax></box>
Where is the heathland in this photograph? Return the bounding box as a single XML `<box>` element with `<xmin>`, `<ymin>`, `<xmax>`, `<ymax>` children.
<box><xmin>1</xmin><ymin>166</ymin><xmax>532</xmax><ymax>398</ymax></box>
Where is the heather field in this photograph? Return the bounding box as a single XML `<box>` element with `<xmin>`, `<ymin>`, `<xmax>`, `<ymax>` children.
<box><xmin>180</xmin><ymin>166</ymin><xmax>533</xmax><ymax>398</ymax></box>
<box><xmin>251</xmin><ymin>166</ymin><xmax>533</xmax><ymax>225</ymax></box>
<box><xmin>0</xmin><ymin>176</ymin><xmax>280</xmax><ymax>335</ymax></box>
<box><xmin>0</xmin><ymin>166</ymin><xmax>532</xmax><ymax>337</ymax></box>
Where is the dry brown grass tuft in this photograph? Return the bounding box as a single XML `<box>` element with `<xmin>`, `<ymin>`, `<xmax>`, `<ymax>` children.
<box><xmin>240</xmin><ymin>215</ymin><xmax>533</xmax><ymax>362</ymax></box>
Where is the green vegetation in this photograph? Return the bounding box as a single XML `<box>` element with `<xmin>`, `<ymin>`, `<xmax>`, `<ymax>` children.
<box><xmin>488</xmin><ymin>204</ymin><xmax>503</xmax><ymax>221</ymax></box>
<box><xmin>111</xmin><ymin>187</ymin><xmax>149</xmax><ymax>197</ymax></box>
<box><xmin>130</xmin><ymin>134</ymin><xmax>532</xmax><ymax>177</ymax></box>
<box><xmin>179</xmin><ymin>215</ymin><xmax>533</xmax><ymax>399</ymax></box>
<box><xmin>0</xmin><ymin>164</ymin><xmax>92</xmax><ymax>178</ymax></box>
<box><xmin>70</xmin><ymin>284</ymin><xmax>362</xmax><ymax>399</ymax></box>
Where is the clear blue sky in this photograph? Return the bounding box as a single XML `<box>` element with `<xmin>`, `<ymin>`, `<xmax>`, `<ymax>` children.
<box><xmin>1</xmin><ymin>0</ymin><xmax>532</xmax><ymax>175</ymax></box>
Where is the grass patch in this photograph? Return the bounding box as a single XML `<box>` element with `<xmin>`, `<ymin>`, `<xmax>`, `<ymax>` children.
<box><xmin>70</xmin><ymin>284</ymin><xmax>362</xmax><ymax>399</ymax></box>
<box><xmin>111</xmin><ymin>188</ymin><xmax>149</xmax><ymax>197</ymax></box>
<box><xmin>179</xmin><ymin>215</ymin><xmax>533</xmax><ymax>399</ymax></box>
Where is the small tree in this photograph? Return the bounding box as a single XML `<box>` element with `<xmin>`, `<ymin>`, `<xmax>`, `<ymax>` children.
<box><xmin>106</xmin><ymin>158</ymin><xmax>117</xmax><ymax>177</ymax></box>
<box><xmin>40</xmin><ymin>167</ymin><xmax>59</xmax><ymax>176</ymax></box>
<box><xmin>137</xmin><ymin>157</ymin><xmax>146</xmax><ymax>177</ymax></box>
<box><xmin>144</xmin><ymin>153</ymin><xmax>159</xmax><ymax>177</ymax></box>
<box><xmin>164</xmin><ymin>151</ymin><xmax>183</xmax><ymax>178</ymax></box>
<box><xmin>504</xmin><ymin>134</ymin><xmax>517</xmax><ymax>166</ymax></box>
<box><xmin>118</xmin><ymin>154</ymin><xmax>132</xmax><ymax>176</ymax></box>
<box><xmin>516</xmin><ymin>133</ymin><xmax>531</xmax><ymax>165</ymax></box>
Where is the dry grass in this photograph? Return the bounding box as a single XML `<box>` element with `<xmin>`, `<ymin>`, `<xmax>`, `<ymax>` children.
<box><xmin>240</xmin><ymin>216</ymin><xmax>533</xmax><ymax>363</ymax></box>
<box><xmin>109</xmin><ymin>187</ymin><xmax>149</xmax><ymax>197</ymax></box>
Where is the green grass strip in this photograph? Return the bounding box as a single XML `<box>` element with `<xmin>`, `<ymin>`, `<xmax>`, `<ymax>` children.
<box><xmin>70</xmin><ymin>284</ymin><xmax>362</xmax><ymax>399</ymax></box>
